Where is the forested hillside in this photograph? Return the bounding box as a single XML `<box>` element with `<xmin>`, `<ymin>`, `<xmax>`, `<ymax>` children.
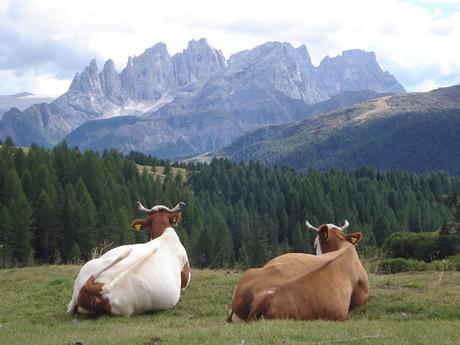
<box><xmin>222</xmin><ymin>85</ymin><xmax>460</xmax><ymax>175</ymax></box>
<box><xmin>1</xmin><ymin>141</ymin><xmax>459</xmax><ymax>269</ymax></box>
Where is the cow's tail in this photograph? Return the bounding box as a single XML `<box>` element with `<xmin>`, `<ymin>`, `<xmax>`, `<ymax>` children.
<box><xmin>66</xmin><ymin>248</ymin><xmax>132</xmax><ymax>314</ymax></box>
<box><xmin>93</xmin><ymin>248</ymin><xmax>133</xmax><ymax>279</ymax></box>
<box><xmin>226</xmin><ymin>310</ymin><xmax>234</xmax><ymax>323</ymax></box>
<box><xmin>105</xmin><ymin>247</ymin><xmax>158</xmax><ymax>290</ymax></box>
<box><xmin>248</xmin><ymin>290</ymin><xmax>276</xmax><ymax>321</ymax></box>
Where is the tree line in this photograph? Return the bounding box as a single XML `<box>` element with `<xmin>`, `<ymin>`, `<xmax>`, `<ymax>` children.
<box><xmin>0</xmin><ymin>140</ymin><xmax>459</xmax><ymax>268</ymax></box>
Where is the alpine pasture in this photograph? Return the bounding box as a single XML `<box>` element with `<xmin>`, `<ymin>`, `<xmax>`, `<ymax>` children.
<box><xmin>0</xmin><ymin>266</ymin><xmax>459</xmax><ymax>345</ymax></box>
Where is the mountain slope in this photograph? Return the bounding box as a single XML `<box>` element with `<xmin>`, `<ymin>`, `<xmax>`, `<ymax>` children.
<box><xmin>222</xmin><ymin>85</ymin><xmax>460</xmax><ymax>175</ymax></box>
<box><xmin>65</xmin><ymin>89</ymin><xmax>390</xmax><ymax>159</ymax></box>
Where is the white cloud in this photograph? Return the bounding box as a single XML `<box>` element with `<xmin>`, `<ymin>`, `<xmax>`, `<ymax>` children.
<box><xmin>0</xmin><ymin>69</ymin><xmax>70</xmax><ymax>96</ymax></box>
<box><xmin>0</xmin><ymin>0</ymin><xmax>459</xmax><ymax>95</ymax></box>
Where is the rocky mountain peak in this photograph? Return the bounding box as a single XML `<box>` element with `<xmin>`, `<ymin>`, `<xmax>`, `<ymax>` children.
<box><xmin>120</xmin><ymin>42</ymin><xmax>174</xmax><ymax>101</ymax></box>
<box><xmin>227</xmin><ymin>41</ymin><xmax>325</xmax><ymax>103</ymax></box>
<box><xmin>317</xmin><ymin>49</ymin><xmax>405</xmax><ymax>95</ymax></box>
<box><xmin>296</xmin><ymin>44</ymin><xmax>313</xmax><ymax>68</ymax></box>
<box><xmin>68</xmin><ymin>58</ymin><xmax>103</xmax><ymax>94</ymax></box>
<box><xmin>100</xmin><ymin>59</ymin><xmax>124</xmax><ymax>105</ymax></box>
<box><xmin>187</xmin><ymin>38</ymin><xmax>210</xmax><ymax>48</ymax></box>
<box><xmin>172</xmin><ymin>38</ymin><xmax>227</xmax><ymax>86</ymax></box>
<box><xmin>102</xmin><ymin>59</ymin><xmax>116</xmax><ymax>72</ymax></box>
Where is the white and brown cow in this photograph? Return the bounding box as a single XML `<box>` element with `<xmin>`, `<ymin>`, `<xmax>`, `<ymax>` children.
<box><xmin>227</xmin><ymin>221</ymin><xmax>368</xmax><ymax>322</ymax></box>
<box><xmin>67</xmin><ymin>201</ymin><xmax>191</xmax><ymax>316</ymax></box>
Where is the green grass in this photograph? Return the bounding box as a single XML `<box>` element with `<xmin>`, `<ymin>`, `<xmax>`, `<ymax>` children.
<box><xmin>136</xmin><ymin>164</ymin><xmax>187</xmax><ymax>182</ymax></box>
<box><xmin>0</xmin><ymin>266</ymin><xmax>459</xmax><ymax>345</ymax></box>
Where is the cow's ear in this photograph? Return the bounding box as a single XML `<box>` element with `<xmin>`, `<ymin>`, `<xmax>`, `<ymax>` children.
<box><xmin>170</xmin><ymin>212</ymin><xmax>182</xmax><ymax>226</ymax></box>
<box><xmin>319</xmin><ymin>226</ymin><xmax>329</xmax><ymax>241</ymax></box>
<box><xmin>345</xmin><ymin>232</ymin><xmax>363</xmax><ymax>245</ymax></box>
<box><xmin>130</xmin><ymin>218</ymin><xmax>151</xmax><ymax>232</ymax></box>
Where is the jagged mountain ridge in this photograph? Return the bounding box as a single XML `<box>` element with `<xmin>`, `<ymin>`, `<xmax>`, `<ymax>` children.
<box><xmin>221</xmin><ymin>84</ymin><xmax>460</xmax><ymax>175</ymax></box>
<box><xmin>0</xmin><ymin>39</ymin><xmax>405</xmax><ymax>156</ymax></box>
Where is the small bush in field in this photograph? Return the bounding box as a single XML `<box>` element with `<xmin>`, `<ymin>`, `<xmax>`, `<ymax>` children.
<box><xmin>448</xmin><ymin>253</ymin><xmax>460</xmax><ymax>271</ymax></box>
<box><xmin>425</xmin><ymin>259</ymin><xmax>453</xmax><ymax>271</ymax></box>
<box><xmin>378</xmin><ymin>258</ymin><xmax>427</xmax><ymax>273</ymax></box>
<box><xmin>383</xmin><ymin>231</ymin><xmax>460</xmax><ymax>262</ymax></box>
<box><xmin>378</xmin><ymin>257</ymin><xmax>459</xmax><ymax>274</ymax></box>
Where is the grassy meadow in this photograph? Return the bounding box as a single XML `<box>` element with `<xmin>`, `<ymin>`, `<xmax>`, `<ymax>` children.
<box><xmin>136</xmin><ymin>164</ymin><xmax>187</xmax><ymax>182</ymax></box>
<box><xmin>0</xmin><ymin>266</ymin><xmax>459</xmax><ymax>345</ymax></box>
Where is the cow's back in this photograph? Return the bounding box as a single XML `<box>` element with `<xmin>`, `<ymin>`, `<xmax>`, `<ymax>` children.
<box><xmin>251</xmin><ymin>247</ymin><xmax>368</xmax><ymax>321</ymax></box>
<box><xmin>230</xmin><ymin>253</ymin><xmax>326</xmax><ymax>321</ymax></box>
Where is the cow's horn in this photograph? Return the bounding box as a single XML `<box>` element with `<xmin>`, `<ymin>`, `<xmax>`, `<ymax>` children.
<box><xmin>169</xmin><ymin>202</ymin><xmax>186</xmax><ymax>213</ymax></box>
<box><xmin>137</xmin><ymin>201</ymin><xmax>152</xmax><ymax>213</ymax></box>
<box><xmin>305</xmin><ymin>220</ymin><xmax>319</xmax><ymax>232</ymax></box>
<box><xmin>137</xmin><ymin>201</ymin><xmax>185</xmax><ymax>214</ymax></box>
<box><xmin>341</xmin><ymin>220</ymin><xmax>350</xmax><ymax>231</ymax></box>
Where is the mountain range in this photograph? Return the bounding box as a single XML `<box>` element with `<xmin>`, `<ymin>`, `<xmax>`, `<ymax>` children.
<box><xmin>221</xmin><ymin>84</ymin><xmax>460</xmax><ymax>175</ymax></box>
<box><xmin>0</xmin><ymin>39</ymin><xmax>404</xmax><ymax>158</ymax></box>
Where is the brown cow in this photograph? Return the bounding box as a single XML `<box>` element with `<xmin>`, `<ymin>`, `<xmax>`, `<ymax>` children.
<box><xmin>227</xmin><ymin>221</ymin><xmax>369</xmax><ymax>322</ymax></box>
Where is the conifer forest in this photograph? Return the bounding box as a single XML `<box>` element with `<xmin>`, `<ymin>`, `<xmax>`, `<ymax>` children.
<box><xmin>1</xmin><ymin>141</ymin><xmax>459</xmax><ymax>268</ymax></box>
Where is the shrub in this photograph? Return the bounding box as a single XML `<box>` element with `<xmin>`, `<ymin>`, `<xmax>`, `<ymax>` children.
<box><xmin>378</xmin><ymin>258</ymin><xmax>427</xmax><ymax>274</ymax></box>
<box><xmin>425</xmin><ymin>259</ymin><xmax>453</xmax><ymax>271</ymax></box>
<box><xmin>383</xmin><ymin>231</ymin><xmax>460</xmax><ymax>262</ymax></box>
<box><xmin>448</xmin><ymin>253</ymin><xmax>460</xmax><ymax>271</ymax></box>
<box><xmin>358</xmin><ymin>246</ymin><xmax>387</xmax><ymax>275</ymax></box>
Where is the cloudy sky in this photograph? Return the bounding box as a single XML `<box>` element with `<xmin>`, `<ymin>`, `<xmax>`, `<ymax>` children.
<box><xmin>0</xmin><ymin>0</ymin><xmax>459</xmax><ymax>96</ymax></box>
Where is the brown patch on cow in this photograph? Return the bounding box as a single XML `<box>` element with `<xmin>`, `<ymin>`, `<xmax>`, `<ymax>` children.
<box><xmin>131</xmin><ymin>205</ymin><xmax>184</xmax><ymax>240</ymax></box>
<box><xmin>318</xmin><ymin>228</ymin><xmax>363</xmax><ymax>253</ymax></box>
<box><xmin>77</xmin><ymin>276</ymin><xmax>111</xmax><ymax>314</ymax></box>
<box><xmin>181</xmin><ymin>261</ymin><xmax>191</xmax><ymax>289</ymax></box>
<box><xmin>131</xmin><ymin>211</ymin><xmax>183</xmax><ymax>240</ymax></box>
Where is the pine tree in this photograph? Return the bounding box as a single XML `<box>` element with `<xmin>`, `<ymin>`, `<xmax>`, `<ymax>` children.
<box><xmin>292</xmin><ymin>222</ymin><xmax>312</xmax><ymax>253</ymax></box>
<box><xmin>9</xmin><ymin>194</ymin><xmax>33</xmax><ymax>264</ymax></box>
<box><xmin>453</xmin><ymin>200</ymin><xmax>460</xmax><ymax>223</ymax></box>
<box><xmin>208</xmin><ymin>209</ymin><xmax>234</xmax><ymax>268</ymax></box>
<box><xmin>58</xmin><ymin>184</ymin><xmax>78</xmax><ymax>261</ymax></box>
<box><xmin>33</xmin><ymin>190</ymin><xmax>59</xmax><ymax>262</ymax></box>
<box><xmin>373</xmin><ymin>215</ymin><xmax>391</xmax><ymax>247</ymax></box>
<box><xmin>74</xmin><ymin>178</ymin><xmax>98</xmax><ymax>256</ymax></box>
<box><xmin>0</xmin><ymin>207</ymin><xmax>14</xmax><ymax>267</ymax></box>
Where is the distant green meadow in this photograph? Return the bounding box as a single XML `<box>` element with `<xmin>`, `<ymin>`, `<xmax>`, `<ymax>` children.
<box><xmin>0</xmin><ymin>266</ymin><xmax>459</xmax><ymax>345</ymax></box>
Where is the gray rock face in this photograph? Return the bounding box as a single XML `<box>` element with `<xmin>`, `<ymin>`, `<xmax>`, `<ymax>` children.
<box><xmin>226</xmin><ymin>42</ymin><xmax>325</xmax><ymax>104</ymax></box>
<box><xmin>100</xmin><ymin>59</ymin><xmax>125</xmax><ymax>105</ymax></box>
<box><xmin>120</xmin><ymin>43</ymin><xmax>174</xmax><ymax>101</ymax></box>
<box><xmin>0</xmin><ymin>39</ymin><xmax>406</xmax><ymax>154</ymax></box>
<box><xmin>317</xmin><ymin>50</ymin><xmax>405</xmax><ymax>95</ymax></box>
<box><xmin>173</xmin><ymin>38</ymin><xmax>227</xmax><ymax>86</ymax></box>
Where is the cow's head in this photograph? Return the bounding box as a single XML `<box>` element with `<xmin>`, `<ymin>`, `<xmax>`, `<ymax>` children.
<box><xmin>130</xmin><ymin>201</ymin><xmax>185</xmax><ymax>239</ymax></box>
<box><xmin>305</xmin><ymin>220</ymin><xmax>362</xmax><ymax>254</ymax></box>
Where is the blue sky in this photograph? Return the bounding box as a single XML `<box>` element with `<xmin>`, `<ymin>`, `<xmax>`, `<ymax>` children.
<box><xmin>0</xmin><ymin>0</ymin><xmax>459</xmax><ymax>95</ymax></box>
